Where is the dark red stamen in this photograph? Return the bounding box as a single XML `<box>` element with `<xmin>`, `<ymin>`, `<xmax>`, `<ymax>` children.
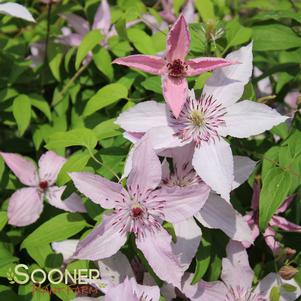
<box><xmin>132</xmin><ymin>207</ymin><xmax>143</xmax><ymax>218</ymax></box>
<box><xmin>39</xmin><ymin>181</ymin><xmax>48</xmax><ymax>190</ymax></box>
<box><xmin>167</xmin><ymin>59</ymin><xmax>188</xmax><ymax>77</ymax></box>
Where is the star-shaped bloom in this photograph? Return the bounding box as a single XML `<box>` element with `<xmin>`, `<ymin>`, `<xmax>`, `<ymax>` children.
<box><xmin>116</xmin><ymin>42</ymin><xmax>288</xmax><ymax>201</ymax></box>
<box><xmin>69</xmin><ymin>138</ymin><xmax>210</xmax><ymax>287</ymax></box>
<box><xmin>243</xmin><ymin>180</ymin><xmax>301</xmax><ymax>253</ymax></box>
<box><xmin>182</xmin><ymin>241</ymin><xmax>301</xmax><ymax>301</ymax></box>
<box><xmin>113</xmin><ymin>14</ymin><xmax>235</xmax><ymax>118</ymax></box>
<box><xmin>0</xmin><ymin>151</ymin><xmax>86</xmax><ymax>227</ymax></box>
<box><xmin>159</xmin><ymin>145</ymin><xmax>254</xmax><ymax>269</ymax></box>
<box><xmin>52</xmin><ymin>241</ymin><xmax>160</xmax><ymax>301</ymax></box>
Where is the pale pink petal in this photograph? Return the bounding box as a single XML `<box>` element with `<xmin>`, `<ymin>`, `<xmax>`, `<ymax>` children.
<box><xmin>232</xmin><ymin>155</ymin><xmax>256</xmax><ymax>189</ymax></box>
<box><xmin>166</xmin><ymin>15</ymin><xmax>190</xmax><ymax>62</ymax></box>
<box><xmin>263</xmin><ymin>227</ymin><xmax>281</xmax><ymax>253</ymax></box>
<box><xmin>62</xmin><ymin>14</ymin><xmax>89</xmax><ymax>36</ymax></box>
<box><xmin>203</xmin><ymin>42</ymin><xmax>253</xmax><ymax>107</ymax></box>
<box><xmin>276</xmin><ymin>195</ymin><xmax>295</xmax><ymax>213</ymax></box>
<box><xmin>187</xmin><ymin>57</ymin><xmax>235</xmax><ymax>76</ymax></box>
<box><xmin>153</xmin><ymin>184</ymin><xmax>210</xmax><ymax>223</ymax></box>
<box><xmin>92</xmin><ymin>0</ymin><xmax>111</xmax><ymax>35</ymax></box>
<box><xmin>123</xmin><ymin>132</ymin><xmax>145</xmax><ymax>144</ymax></box>
<box><xmin>284</xmin><ymin>91</ymin><xmax>299</xmax><ymax>109</ymax></box>
<box><xmin>221</xmin><ymin>241</ymin><xmax>254</xmax><ymax>290</ymax></box>
<box><xmin>172</xmin><ymin>218</ymin><xmax>202</xmax><ymax>270</ymax></box>
<box><xmin>46</xmin><ymin>186</ymin><xmax>86</xmax><ymax>213</ymax></box>
<box><xmin>58</xmin><ymin>33</ymin><xmax>83</xmax><ymax>47</ymax></box>
<box><xmin>115</xmin><ymin>101</ymin><xmax>168</xmax><ymax>133</ymax></box>
<box><xmin>98</xmin><ymin>252</ymin><xmax>134</xmax><ymax>288</ymax></box>
<box><xmin>195</xmin><ymin>194</ymin><xmax>253</xmax><ymax>243</ymax></box>
<box><xmin>0</xmin><ymin>3</ymin><xmax>35</xmax><ymax>22</ymax></box>
<box><xmin>105</xmin><ymin>278</ymin><xmax>139</xmax><ymax>301</ymax></box>
<box><xmin>38</xmin><ymin>151</ymin><xmax>66</xmax><ymax>185</ymax></box>
<box><xmin>220</xmin><ymin>100</ymin><xmax>288</xmax><ymax>138</ymax></box>
<box><xmin>8</xmin><ymin>188</ymin><xmax>43</xmax><ymax>227</ymax></box>
<box><xmin>182</xmin><ymin>0</ymin><xmax>195</xmax><ymax>24</ymax></box>
<box><xmin>255</xmin><ymin>272</ymin><xmax>301</xmax><ymax>301</ymax></box>
<box><xmin>73</xmin><ymin>215</ymin><xmax>128</xmax><ymax>260</ymax></box>
<box><xmin>0</xmin><ymin>152</ymin><xmax>39</xmax><ymax>186</ymax></box>
<box><xmin>69</xmin><ymin>172</ymin><xmax>125</xmax><ymax>209</ymax></box>
<box><xmin>130</xmin><ymin>277</ymin><xmax>161</xmax><ymax>301</ymax></box>
<box><xmin>162</xmin><ymin>75</ymin><xmax>188</xmax><ymax>118</ymax></box>
<box><xmin>127</xmin><ymin>137</ymin><xmax>162</xmax><ymax>194</ymax></box>
<box><xmin>182</xmin><ymin>273</ymin><xmax>227</xmax><ymax>301</ymax></box>
<box><xmin>243</xmin><ymin>212</ymin><xmax>260</xmax><ymax>248</ymax></box>
<box><xmin>144</xmin><ymin>126</ymin><xmax>186</xmax><ymax>151</ymax></box>
<box><xmin>270</xmin><ymin>215</ymin><xmax>301</xmax><ymax>232</ymax></box>
<box><xmin>52</xmin><ymin>239</ymin><xmax>79</xmax><ymax>262</ymax></box>
<box><xmin>192</xmin><ymin>139</ymin><xmax>234</xmax><ymax>201</ymax></box>
<box><xmin>254</xmin><ymin>67</ymin><xmax>272</xmax><ymax>96</ymax></box>
<box><xmin>113</xmin><ymin>55</ymin><xmax>165</xmax><ymax>75</ymax></box>
<box><xmin>136</xmin><ymin>228</ymin><xmax>183</xmax><ymax>287</ymax></box>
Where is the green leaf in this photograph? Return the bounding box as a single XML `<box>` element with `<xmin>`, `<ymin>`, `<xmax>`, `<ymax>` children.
<box><xmin>83</xmin><ymin>83</ymin><xmax>128</xmax><ymax>117</ymax></box>
<box><xmin>269</xmin><ymin>286</ymin><xmax>280</xmax><ymax>301</ymax></box>
<box><xmin>46</xmin><ymin>128</ymin><xmax>98</xmax><ymax>152</ymax></box>
<box><xmin>93</xmin><ymin>46</ymin><xmax>114</xmax><ymax>81</ymax></box>
<box><xmin>75</xmin><ymin>30</ymin><xmax>103</xmax><ymax>69</ymax></box>
<box><xmin>21</xmin><ymin>213</ymin><xmax>87</xmax><ymax>249</ymax></box>
<box><xmin>192</xmin><ymin>231</ymin><xmax>211</xmax><ymax>284</ymax></box>
<box><xmin>12</xmin><ymin>94</ymin><xmax>31</xmax><ymax>136</ymax></box>
<box><xmin>224</xmin><ymin>19</ymin><xmax>252</xmax><ymax>53</ymax></box>
<box><xmin>281</xmin><ymin>284</ymin><xmax>297</xmax><ymax>292</ymax></box>
<box><xmin>57</xmin><ymin>152</ymin><xmax>91</xmax><ymax>185</ymax></box>
<box><xmin>127</xmin><ymin>28</ymin><xmax>157</xmax><ymax>54</ymax></box>
<box><xmin>48</xmin><ymin>43</ymin><xmax>64</xmax><ymax>81</ymax></box>
<box><xmin>115</xmin><ymin>17</ymin><xmax>128</xmax><ymax>40</ymax></box>
<box><xmin>0</xmin><ymin>212</ymin><xmax>7</xmax><ymax>231</ymax></box>
<box><xmin>51</xmin><ymin>283</ymin><xmax>76</xmax><ymax>301</ymax></box>
<box><xmin>253</xmin><ymin>24</ymin><xmax>301</xmax><ymax>51</ymax></box>
<box><xmin>141</xmin><ymin>76</ymin><xmax>162</xmax><ymax>94</ymax></box>
<box><xmin>195</xmin><ymin>0</ymin><xmax>215</xmax><ymax>22</ymax></box>
<box><xmin>259</xmin><ymin>168</ymin><xmax>292</xmax><ymax>230</ymax></box>
<box><xmin>30</xmin><ymin>94</ymin><xmax>52</xmax><ymax>121</ymax></box>
<box><xmin>93</xmin><ymin>118</ymin><xmax>121</xmax><ymax>140</ymax></box>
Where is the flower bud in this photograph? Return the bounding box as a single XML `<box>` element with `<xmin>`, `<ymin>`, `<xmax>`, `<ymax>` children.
<box><xmin>279</xmin><ymin>266</ymin><xmax>298</xmax><ymax>280</ymax></box>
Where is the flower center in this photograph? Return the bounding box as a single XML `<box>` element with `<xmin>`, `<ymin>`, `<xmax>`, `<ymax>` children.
<box><xmin>168</xmin><ymin>94</ymin><xmax>226</xmax><ymax>147</ymax></box>
<box><xmin>39</xmin><ymin>181</ymin><xmax>48</xmax><ymax>190</ymax></box>
<box><xmin>167</xmin><ymin>59</ymin><xmax>188</xmax><ymax>77</ymax></box>
<box><xmin>131</xmin><ymin>206</ymin><xmax>143</xmax><ymax>218</ymax></box>
<box><xmin>190</xmin><ymin>110</ymin><xmax>205</xmax><ymax>127</ymax></box>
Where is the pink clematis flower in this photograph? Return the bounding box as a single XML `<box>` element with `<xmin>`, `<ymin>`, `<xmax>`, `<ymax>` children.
<box><xmin>159</xmin><ymin>145</ymin><xmax>254</xmax><ymax>269</ymax></box>
<box><xmin>69</xmin><ymin>138</ymin><xmax>210</xmax><ymax>287</ymax></box>
<box><xmin>116</xmin><ymin>42</ymin><xmax>288</xmax><ymax>200</ymax></box>
<box><xmin>243</xmin><ymin>181</ymin><xmax>301</xmax><ymax>254</ymax></box>
<box><xmin>113</xmin><ymin>15</ymin><xmax>235</xmax><ymax>118</ymax></box>
<box><xmin>182</xmin><ymin>241</ymin><xmax>301</xmax><ymax>301</ymax></box>
<box><xmin>0</xmin><ymin>151</ymin><xmax>86</xmax><ymax>227</ymax></box>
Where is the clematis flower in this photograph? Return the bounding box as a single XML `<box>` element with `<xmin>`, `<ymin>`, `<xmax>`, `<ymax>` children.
<box><xmin>53</xmin><ymin>240</ymin><xmax>160</xmax><ymax>301</ymax></box>
<box><xmin>113</xmin><ymin>15</ymin><xmax>235</xmax><ymax>118</ymax></box>
<box><xmin>0</xmin><ymin>151</ymin><xmax>86</xmax><ymax>227</ymax></box>
<box><xmin>69</xmin><ymin>138</ymin><xmax>210</xmax><ymax>287</ymax></box>
<box><xmin>182</xmin><ymin>241</ymin><xmax>301</xmax><ymax>301</ymax></box>
<box><xmin>243</xmin><ymin>180</ymin><xmax>301</xmax><ymax>253</ymax></box>
<box><xmin>0</xmin><ymin>2</ymin><xmax>35</xmax><ymax>22</ymax></box>
<box><xmin>58</xmin><ymin>0</ymin><xmax>139</xmax><ymax>50</ymax></box>
<box><xmin>116</xmin><ymin>42</ymin><xmax>288</xmax><ymax>200</ymax></box>
<box><xmin>160</xmin><ymin>145</ymin><xmax>254</xmax><ymax>269</ymax></box>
